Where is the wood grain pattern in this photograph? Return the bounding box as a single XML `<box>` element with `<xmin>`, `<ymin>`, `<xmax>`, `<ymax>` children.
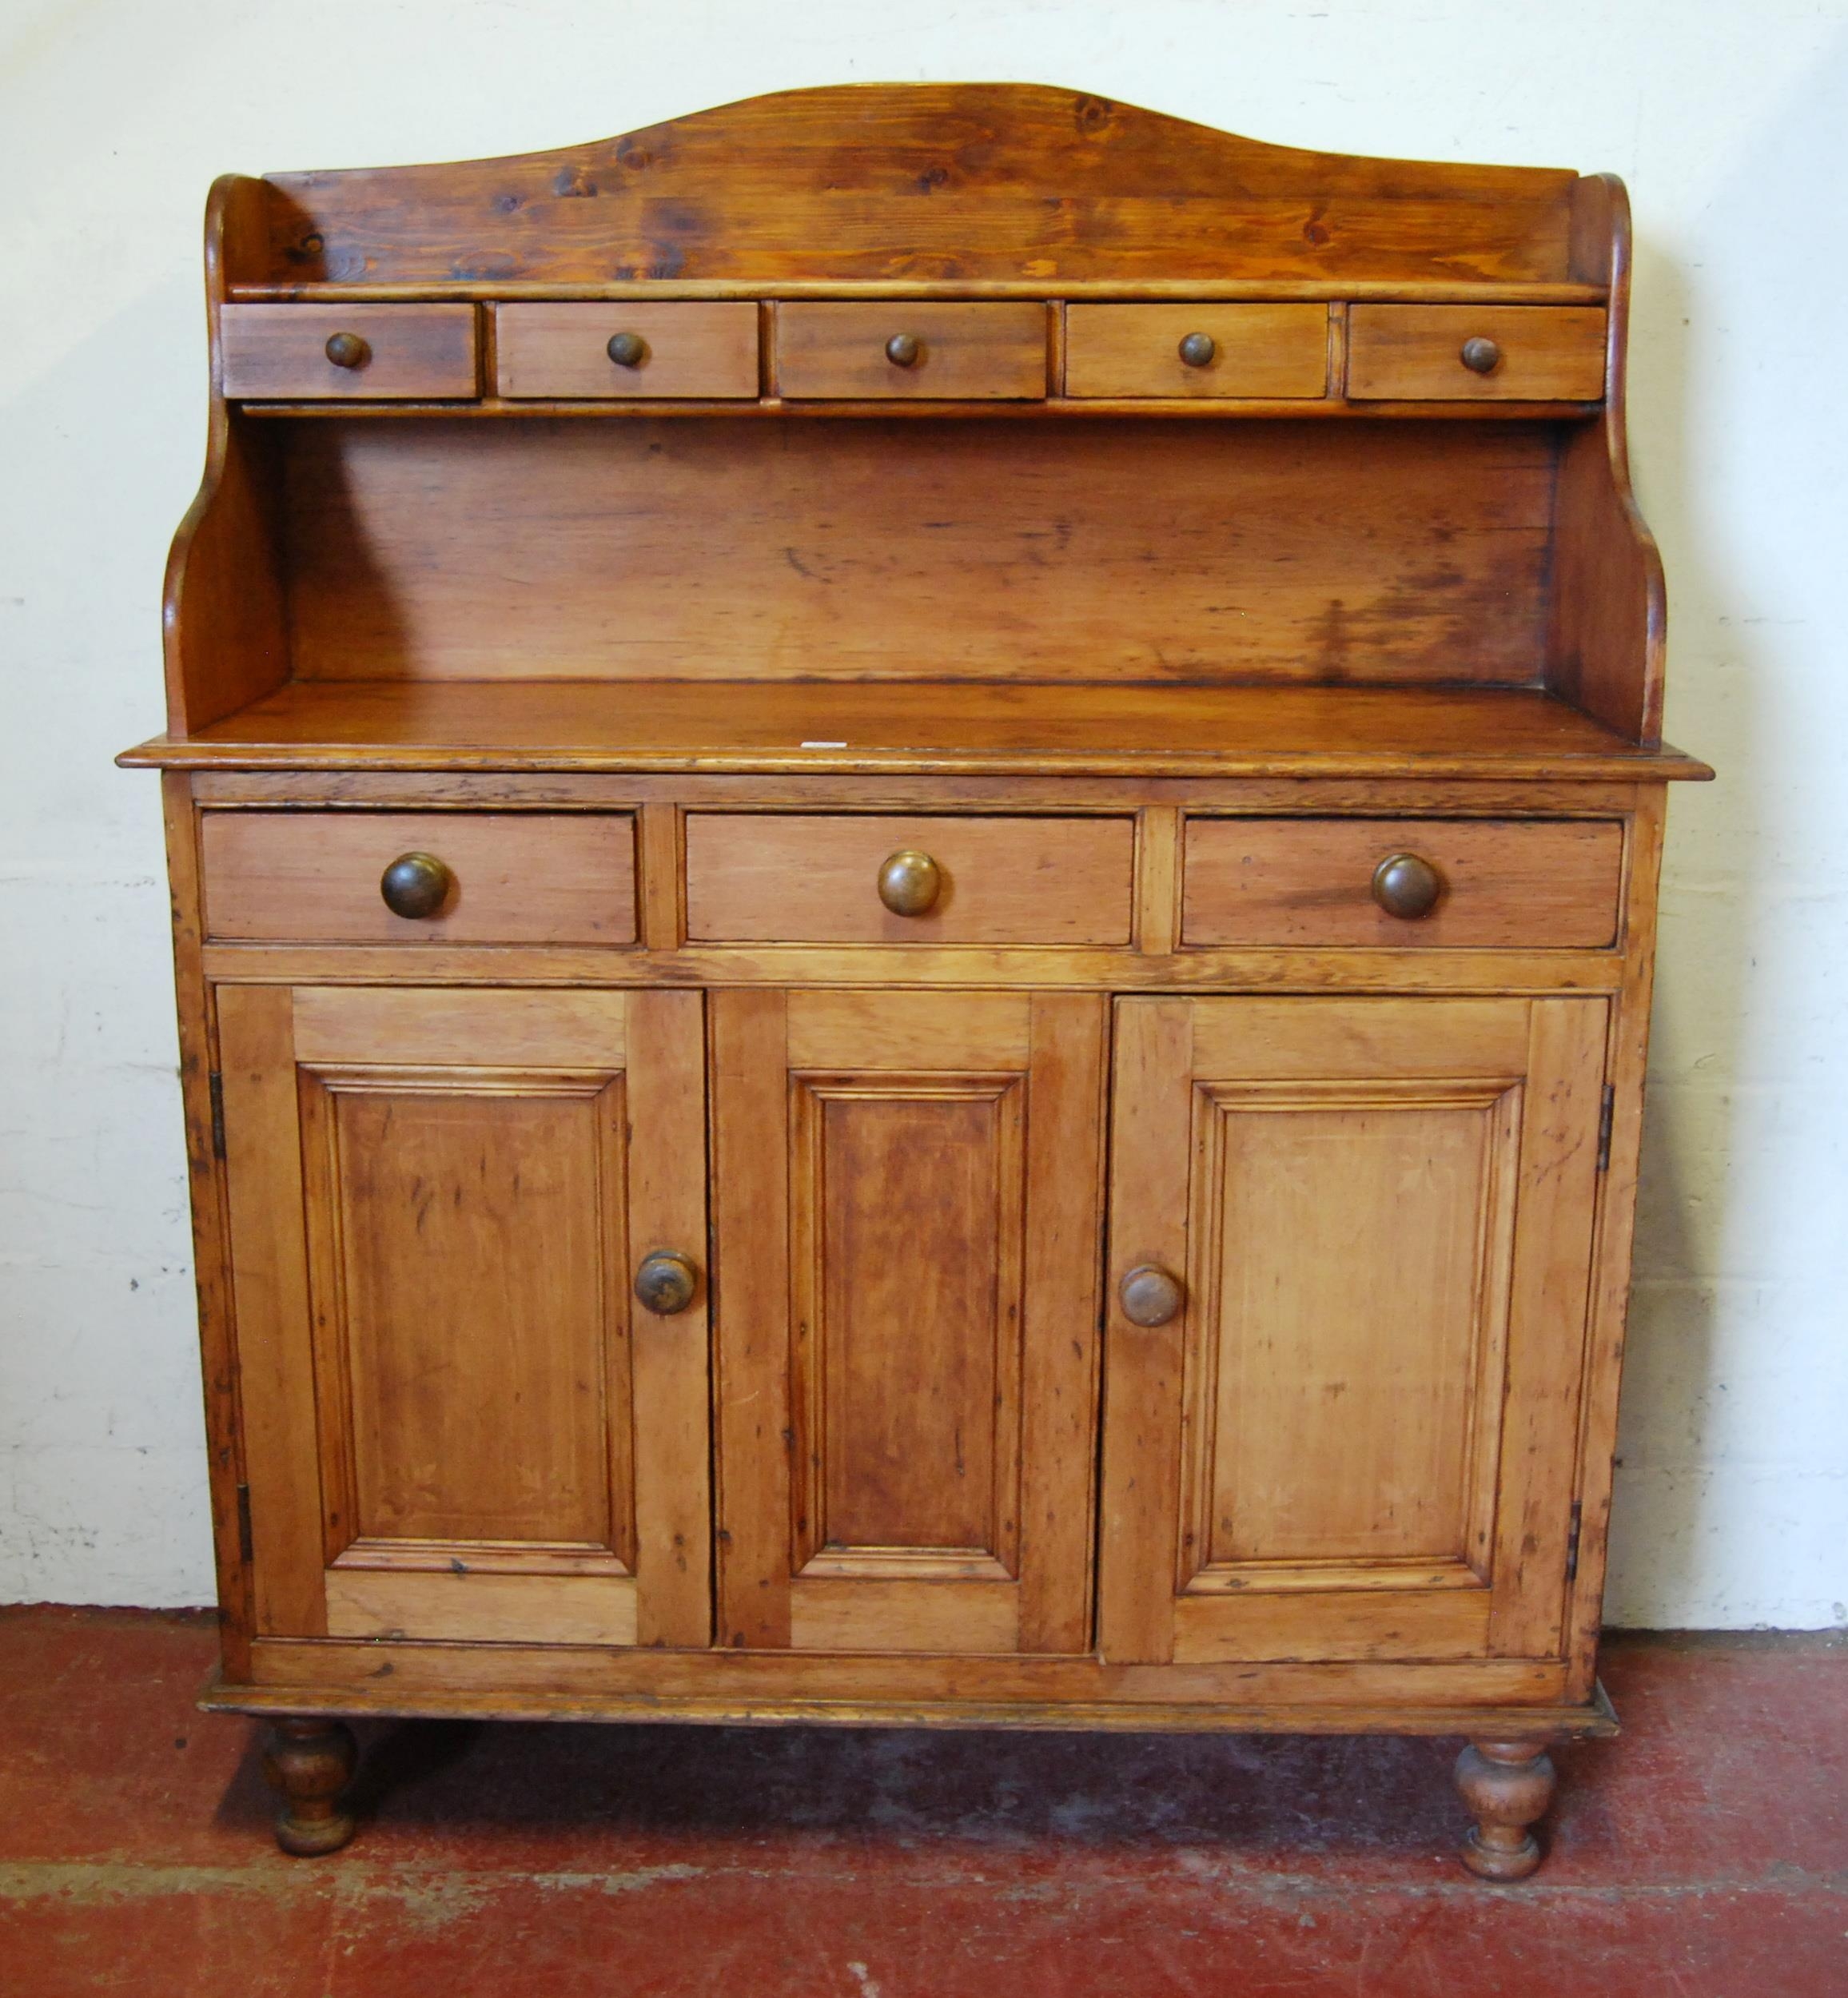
<box><xmin>291</xmin><ymin>985</ymin><xmax>627</xmax><ymax>1066</ymax></box>
<box><xmin>215</xmin><ymin>985</ymin><xmax>327</xmax><ymax>1637</ymax></box>
<box><xmin>239</xmin><ymin>86</ymin><xmax>1584</xmax><ymax>289</ymax></box>
<box><xmin>788</xmin><ymin>1578</ymin><xmax>1022</xmax><ymax>1654</ymax></box>
<box><xmin>1488</xmin><ymin>998</ymin><xmax>1609</xmax><ymax>1658</ymax></box>
<box><xmin>1099</xmin><ymin>996</ymin><xmax>1606</xmax><ymax>1669</ymax></box>
<box><xmin>1172</xmin><ymin>1590</ymin><xmax>1492</xmax><ymax>1665</ymax></box>
<box><xmin>684</xmin><ymin>813</ymin><xmax>1135</xmax><ymax>944</ymax></box>
<box><xmin>273</xmin><ymin>419</ymin><xmax>1558</xmax><ymax>687</ymax></box>
<box><xmin>1181</xmin><ymin>817</ymin><xmax>1623</xmax><ymax>949</ymax></box>
<box><xmin>1347</xmin><ymin>306</ymin><xmax>1606</xmax><ymax>401</ymax></box>
<box><xmin>709</xmin><ymin>989</ymin><xmax>795</xmax><ymax>1648</ymax></box>
<box><xmin>624</xmin><ymin>989</ymin><xmax>713</xmax><ymax>1647</ymax></box>
<box><xmin>224</xmin><ymin>1639</ymin><xmax>1593</xmax><ymax>1729</ymax></box>
<box><xmin>201</xmin><ymin>809</ymin><xmax>636</xmax><ymax>944</ymax></box>
<box><xmin>326</xmin><ymin>1570</ymin><xmax>639</xmax><ymax>1645</ymax></box>
<box><xmin>299</xmin><ymin>1069</ymin><xmax>626</xmax><ymax>1550</ymax></box>
<box><xmin>715</xmin><ymin>989</ymin><xmax>1102</xmax><ymax>1655</ymax></box>
<box><xmin>1064</xmin><ymin>304</ymin><xmax>1328</xmax><ymax>398</ymax></box>
<box><xmin>221</xmin><ymin>304</ymin><xmax>478</xmax><ymax>400</ymax></box>
<box><xmin>1547</xmin><ymin>177</ymin><xmax>1667</xmax><ymax>746</ymax></box>
<box><xmin>495</xmin><ymin>302</ymin><xmax>758</xmax><ymax>399</ymax></box>
<box><xmin>776</xmin><ymin>302</ymin><xmax>1047</xmax><ymax>399</ymax></box>
<box><xmin>134</xmin><ymin>681</ymin><xmax>1708</xmax><ymax>781</ymax></box>
<box><xmin>1183</xmin><ymin>1081</ymin><xmax>1519</xmax><ymax>1572</ymax></box>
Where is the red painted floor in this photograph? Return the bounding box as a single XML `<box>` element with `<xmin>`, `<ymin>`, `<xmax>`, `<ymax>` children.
<box><xmin>0</xmin><ymin>1612</ymin><xmax>1842</xmax><ymax>1996</ymax></box>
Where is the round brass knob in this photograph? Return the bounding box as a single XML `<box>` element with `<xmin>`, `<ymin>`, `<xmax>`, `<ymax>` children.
<box><xmin>1119</xmin><ymin>1264</ymin><xmax>1184</xmax><ymax>1328</ymax></box>
<box><xmin>324</xmin><ymin>331</ymin><xmax>371</xmax><ymax>370</ymax></box>
<box><xmin>606</xmin><ymin>331</ymin><xmax>647</xmax><ymax>368</ymax></box>
<box><xmin>1460</xmin><ymin>336</ymin><xmax>1503</xmax><ymax>375</ymax></box>
<box><xmin>1372</xmin><ymin>851</ymin><xmax>1444</xmax><ymax>921</ymax></box>
<box><xmin>634</xmin><ymin>1250</ymin><xmax>698</xmax><ymax>1315</ymax></box>
<box><xmin>1177</xmin><ymin>331</ymin><xmax>1217</xmax><ymax>368</ymax></box>
<box><xmin>379</xmin><ymin>851</ymin><xmax>452</xmax><ymax>920</ymax></box>
<box><xmin>885</xmin><ymin>332</ymin><xmax>922</xmax><ymax>368</ymax></box>
<box><xmin>877</xmin><ymin>849</ymin><xmax>941</xmax><ymax>917</ymax></box>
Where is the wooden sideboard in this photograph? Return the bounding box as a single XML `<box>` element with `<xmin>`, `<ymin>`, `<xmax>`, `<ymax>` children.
<box><xmin>121</xmin><ymin>84</ymin><xmax>1710</xmax><ymax>1878</ymax></box>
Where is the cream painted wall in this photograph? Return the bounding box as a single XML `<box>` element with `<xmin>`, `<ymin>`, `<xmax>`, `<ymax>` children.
<box><xmin>2</xmin><ymin>0</ymin><xmax>1843</xmax><ymax>1623</ymax></box>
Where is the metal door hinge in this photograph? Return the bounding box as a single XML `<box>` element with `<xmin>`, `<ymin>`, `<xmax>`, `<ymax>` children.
<box><xmin>1595</xmin><ymin>1085</ymin><xmax>1615</xmax><ymax>1172</ymax></box>
<box><xmin>209</xmin><ymin>1072</ymin><xmax>226</xmax><ymax>1160</ymax></box>
<box><xmin>1565</xmin><ymin>1500</ymin><xmax>1583</xmax><ymax>1583</ymax></box>
<box><xmin>235</xmin><ymin>1482</ymin><xmax>254</xmax><ymax>1564</ymax></box>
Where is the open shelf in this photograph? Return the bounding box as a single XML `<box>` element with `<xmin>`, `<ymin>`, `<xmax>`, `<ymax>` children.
<box><xmin>122</xmin><ymin>679</ymin><xmax>1708</xmax><ymax>781</ymax></box>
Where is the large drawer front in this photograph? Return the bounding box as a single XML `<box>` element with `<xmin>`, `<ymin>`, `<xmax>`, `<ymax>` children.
<box><xmin>685</xmin><ymin>814</ymin><xmax>1136</xmax><ymax>943</ymax></box>
<box><xmin>776</xmin><ymin>304</ymin><xmax>1048</xmax><ymax>400</ymax></box>
<box><xmin>1182</xmin><ymin>818</ymin><xmax>1623</xmax><ymax>949</ymax></box>
<box><xmin>201</xmin><ymin>811</ymin><xmax>636</xmax><ymax>944</ymax></box>
<box><xmin>495</xmin><ymin>302</ymin><xmax>759</xmax><ymax>399</ymax></box>
<box><xmin>1065</xmin><ymin>304</ymin><xmax>1328</xmax><ymax>399</ymax></box>
<box><xmin>1346</xmin><ymin>305</ymin><xmax>1607</xmax><ymax>401</ymax></box>
<box><xmin>219</xmin><ymin>305</ymin><xmax>479</xmax><ymax>400</ymax></box>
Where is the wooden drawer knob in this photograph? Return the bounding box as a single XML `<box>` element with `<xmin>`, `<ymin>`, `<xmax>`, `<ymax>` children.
<box><xmin>877</xmin><ymin>848</ymin><xmax>940</xmax><ymax>916</ymax></box>
<box><xmin>885</xmin><ymin>332</ymin><xmax>922</xmax><ymax>368</ymax></box>
<box><xmin>324</xmin><ymin>332</ymin><xmax>371</xmax><ymax>370</ymax></box>
<box><xmin>1460</xmin><ymin>336</ymin><xmax>1503</xmax><ymax>375</ymax></box>
<box><xmin>1372</xmin><ymin>851</ymin><xmax>1444</xmax><ymax>921</ymax></box>
<box><xmin>606</xmin><ymin>331</ymin><xmax>648</xmax><ymax>368</ymax></box>
<box><xmin>1177</xmin><ymin>331</ymin><xmax>1217</xmax><ymax>368</ymax></box>
<box><xmin>379</xmin><ymin>851</ymin><xmax>452</xmax><ymax>919</ymax></box>
<box><xmin>1119</xmin><ymin>1264</ymin><xmax>1184</xmax><ymax>1327</ymax></box>
<box><xmin>634</xmin><ymin>1250</ymin><xmax>698</xmax><ymax>1315</ymax></box>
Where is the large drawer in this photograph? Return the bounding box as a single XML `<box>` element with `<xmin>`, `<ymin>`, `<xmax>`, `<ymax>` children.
<box><xmin>775</xmin><ymin>303</ymin><xmax>1048</xmax><ymax>400</ymax></box>
<box><xmin>1346</xmin><ymin>305</ymin><xmax>1607</xmax><ymax>401</ymax></box>
<box><xmin>684</xmin><ymin>814</ymin><xmax>1136</xmax><ymax>943</ymax></box>
<box><xmin>1182</xmin><ymin>818</ymin><xmax>1623</xmax><ymax>949</ymax></box>
<box><xmin>495</xmin><ymin>302</ymin><xmax>759</xmax><ymax>399</ymax></box>
<box><xmin>201</xmin><ymin>811</ymin><xmax>637</xmax><ymax>944</ymax></box>
<box><xmin>1064</xmin><ymin>304</ymin><xmax>1328</xmax><ymax>399</ymax></box>
<box><xmin>219</xmin><ymin>304</ymin><xmax>480</xmax><ymax>400</ymax></box>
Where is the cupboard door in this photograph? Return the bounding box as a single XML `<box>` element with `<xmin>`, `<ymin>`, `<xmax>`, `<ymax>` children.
<box><xmin>711</xmin><ymin>990</ymin><xmax>1106</xmax><ymax>1654</ymax></box>
<box><xmin>218</xmin><ymin>986</ymin><xmax>710</xmax><ymax>1648</ymax></box>
<box><xmin>1100</xmin><ymin>997</ymin><xmax>1607</xmax><ymax>1666</ymax></box>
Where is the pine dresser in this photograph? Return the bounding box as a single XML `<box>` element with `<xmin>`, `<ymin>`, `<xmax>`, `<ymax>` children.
<box><xmin>121</xmin><ymin>84</ymin><xmax>1711</xmax><ymax>1877</ymax></box>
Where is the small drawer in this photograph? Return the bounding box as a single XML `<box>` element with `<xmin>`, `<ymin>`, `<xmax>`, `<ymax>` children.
<box><xmin>684</xmin><ymin>814</ymin><xmax>1135</xmax><ymax>943</ymax></box>
<box><xmin>1065</xmin><ymin>304</ymin><xmax>1328</xmax><ymax>399</ymax></box>
<box><xmin>1181</xmin><ymin>818</ymin><xmax>1623</xmax><ymax>949</ymax></box>
<box><xmin>775</xmin><ymin>303</ymin><xmax>1047</xmax><ymax>400</ymax></box>
<box><xmin>495</xmin><ymin>302</ymin><xmax>759</xmax><ymax>400</ymax></box>
<box><xmin>1346</xmin><ymin>305</ymin><xmax>1607</xmax><ymax>401</ymax></box>
<box><xmin>201</xmin><ymin>812</ymin><xmax>636</xmax><ymax>945</ymax></box>
<box><xmin>219</xmin><ymin>304</ymin><xmax>479</xmax><ymax>400</ymax></box>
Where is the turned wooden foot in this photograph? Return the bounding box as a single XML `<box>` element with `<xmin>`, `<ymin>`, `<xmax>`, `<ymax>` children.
<box><xmin>263</xmin><ymin>1717</ymin><xmax>358</xmax><ymax>1856</ymax></box>
<box><xmin>1455</xmin><ymin>1739</ymin><xmax>1556</xmax><ymax>1881</ymax></box>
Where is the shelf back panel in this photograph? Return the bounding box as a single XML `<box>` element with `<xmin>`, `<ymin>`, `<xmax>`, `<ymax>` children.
<box><xmin>280</xmin><ymin>417</ymin><xmax>1558</xmax><ymax>689</ymax></box>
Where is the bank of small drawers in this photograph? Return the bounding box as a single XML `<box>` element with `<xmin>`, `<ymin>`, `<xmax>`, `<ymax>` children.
<box><xmin>1182</xmin><ymin>818</ymin><xmax>1624</xmax><ymax>949</ymax></box>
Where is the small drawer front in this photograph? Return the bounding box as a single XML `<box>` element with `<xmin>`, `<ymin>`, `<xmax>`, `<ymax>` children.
<box><xmin>495</xmin><ymin>302</ymin><xmax>759</xmax><ymax>400</ymax></box>
<box><xmin>685</xmin><ymin>814</ymin><xmax>1135</xmax><ymax>943</ymax></box>
<box><xmin>1065</xmin><ymin>304</ymin><xmax>1328</xmax><ymax>399</ymax></box>
<box><xmin>1346</xmin><ymin>305</ymin><xmax>1607</xmax><ymax>402</ymax></box>
<box><xmin>775</xmin><ymin>303</ymin><xmax>1048</xmax><ymax>400</ymax></box>
<box><xmin>219</xmin><ymin>305</ymin><xmax>479</xmax><ymax>400</ymax></box>
<box><xmin>1182</xmin><ymin>818</ymin><xmax>1623</xmax><ymax>949</ymax></box>
<box><xmin>201</xmin><ymin>812</ymin><xmax>636</xmax><ymax>944</ymax></box>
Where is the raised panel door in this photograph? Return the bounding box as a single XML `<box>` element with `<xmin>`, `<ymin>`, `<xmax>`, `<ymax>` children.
<box><xmin>217</xmin><ymin>985</ymin><xmax>710</xmax><ymax>1647</ymax></box>
<box><xmin>1099</xmin><ymin>997</ymin><xmax>1607</xmax><ymax>1666</ymax></box>
<box><xmin>710</xmin><ymin>990</ymin><xmax>1106</xmax><ymax>1654</ymax></box>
